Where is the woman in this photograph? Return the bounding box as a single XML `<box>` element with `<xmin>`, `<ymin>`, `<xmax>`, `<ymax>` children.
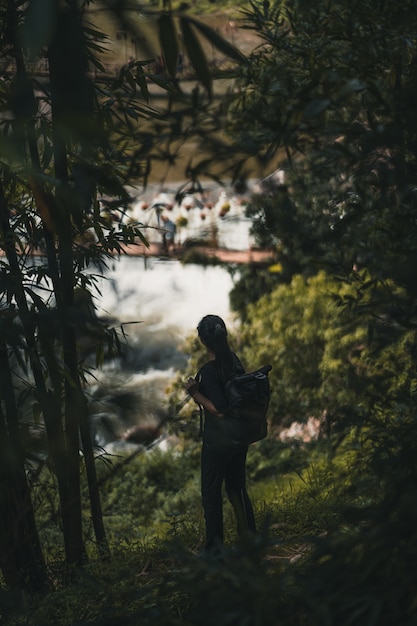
<box><xmin>185</xmin><ymin>314</ymin><xmax>256</xmax><ymax>555</ymax></box>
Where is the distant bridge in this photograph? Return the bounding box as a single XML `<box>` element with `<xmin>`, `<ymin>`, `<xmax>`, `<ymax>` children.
<box><xmin>119</xmin><ymin>242</ymin><xmax>275</xmax><ymax>265</ymax></box>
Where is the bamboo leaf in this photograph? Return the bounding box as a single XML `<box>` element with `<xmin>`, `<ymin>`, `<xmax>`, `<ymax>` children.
<box><xmin>158</xmin><ymin>13</ymin><xmax>179</xmax><ymax>79</ymax></box>
<box><xmin>188</xmin><ymin>17</ymin><xmax>247</xmax><ymax>64</ymax></box>
<box><xmin>147</xmin><ymin>73</ymin><xmax>181</xmax><ymax>96</ymax></box>
<box><xmin>135</xmin><ymin>64</ymin><xmax>150</xmax><ymax>103</ymax></box>
<box><xmin>304</xmin><ymin>99</ymin><xmax>331</xmax><ymax>118</ymax></box>
<box><xmin>180</xmin><ymin>17</ymin><xmax>212</xmax><ymax>98</ymax></box>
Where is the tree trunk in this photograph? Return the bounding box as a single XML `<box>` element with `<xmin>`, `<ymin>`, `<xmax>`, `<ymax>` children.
<box><xmin>78</xmin><ymin>391</ymin><xmax>111</xmax><ymax>561</ymax></box>
<box><xmin>47</xmin><ymin>0</ymin><xmax>111</xmax><ymax>565</ymax></box>
<box><xmin>59</xmin><ymin>233</ymin><xmax>85</xmax><ymax>567</ymax></box>
<box><xmin>0</xmin><ymin>182</ymin><xmax>73</xmax><ymax>578</ymax></box>
<box><xmin>0</xmin><ymin>345</ymin><xmax>49</xmax><ymax>593</ymax></box>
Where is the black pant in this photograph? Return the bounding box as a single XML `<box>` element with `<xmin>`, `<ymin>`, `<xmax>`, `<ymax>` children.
<box><xmin>201</xmin><ymin>441</ymin><xmax>256</xmax><ymax>551</ymax></box>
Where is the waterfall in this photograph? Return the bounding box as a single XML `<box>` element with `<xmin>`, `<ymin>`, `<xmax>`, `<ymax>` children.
<box><xmin>87</xmin><ymin>256</ymin><xmax>236</xmax><ymax>449</ymax></box>
<box><xmin>93</xmin><ymin>256</ymin><xmax>235</xmax><ymax>331</ymax></box>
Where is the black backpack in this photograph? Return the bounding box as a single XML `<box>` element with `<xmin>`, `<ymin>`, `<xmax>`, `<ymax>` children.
<box><xmin>224</xmin><ymin>364</ymin><xmax>272</xmax><ymax>445</ymax></box>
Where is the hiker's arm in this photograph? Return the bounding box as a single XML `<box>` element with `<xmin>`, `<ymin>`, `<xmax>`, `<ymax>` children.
<box><xmin>185</xmin><ymin>378</ymin><xmax>224</xmax><ymax>418</ymax></box>
<box><xmin>192</xmin><ymin>390</ymin><xmax>225</xmax><ymax>418</ymax></box>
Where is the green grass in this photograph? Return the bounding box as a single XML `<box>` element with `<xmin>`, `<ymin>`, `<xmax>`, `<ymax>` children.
<box><xmin>2</xmin><ymin>434</ymin><xmax>373</xmax><ymax>625</ymax></box>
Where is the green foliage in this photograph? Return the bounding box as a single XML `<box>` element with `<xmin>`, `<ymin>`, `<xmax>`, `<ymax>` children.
<box><xmin>98</xmin><ymin>447</ymin><xmax>201</xmax><ymax>540</ymax></box>
<box><xmin>299</xmin><ymin>489</ymin><xmax>417</xmax><ymax>625</ymax></box>
<box><xmin>246</xmin><ymin>436</ymin><xmax>312</xmax><ymax>481</ymax></box>
<box><xmin>239</xmin><ymin>268</ymin><xmax>417</xmax><ymax>439</ymax></box>
<box><xmin>10</xmin><ymin>434</ymin><xmax>391</xmax><ymax>626</ymax></box>
<box><xmin>229</xmin><ymin>0</ymin><xmax>417</xmax><ymax>294</ymax></box>
<box><xmin>0</xmin><ymin>437</ymin><xmax>312</xmax><ymax>623</ymax></box>
<box><xmin>240</xmin><ymin>271</ymin><xmax>360</xmax><ymax>426</ymax></box>
<box><xmin>229</xmin><ymin>262</ymin><xmax>282</xmax><ymax>320</ymax></box>
<box><xmin>244</xmin><ymin>187</ymin><xmax>305</xmax><ymax>281</ymax></box>
<box><xmin>234</xmin><ymin>275</ymin><xmax>417</xmax><ymax>624</ymax></box>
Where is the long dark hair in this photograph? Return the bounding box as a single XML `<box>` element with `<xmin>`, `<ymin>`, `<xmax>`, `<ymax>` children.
<box><xmin>197</xmin><ymin>314</ymin><xmax>236</xmax><ymax>383</ymax></box>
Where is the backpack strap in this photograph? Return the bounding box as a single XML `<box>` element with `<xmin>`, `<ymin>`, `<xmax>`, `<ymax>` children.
<box><xmin>198</xmin><ymin>404</ymin><xmax>204</xmax><ymax>438</ymax></box>
<box><xmin>193</xmin><ymin>369</ymin><xmax>204</xmax><ymax>437</ymax></box>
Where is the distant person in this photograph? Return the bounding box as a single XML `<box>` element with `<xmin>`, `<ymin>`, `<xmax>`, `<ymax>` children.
<box><xmin>185</xmin><ymin>314</ymin><xmax>256</xmax><ymax>556</ymax></box>
<box><xmin>161</xmin><ymin>214</ymin><xmax>176</xmax><ymax>254</ymax></box>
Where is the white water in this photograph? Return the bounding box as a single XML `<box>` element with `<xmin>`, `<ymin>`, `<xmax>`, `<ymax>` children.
<box><xmin>88</xmin><ymin>257</ymin><xmax>238</xmax><ymax>447</ymax></box>
<box><xmin>92</xmin><ymin>255</ymin><xmax>235</xmax><ymax>334</ymax></box>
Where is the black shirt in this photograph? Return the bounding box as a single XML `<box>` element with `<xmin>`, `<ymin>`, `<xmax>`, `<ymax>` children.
<box><xmin>197</xmin><ymin>353</ymin><xmax>245</xmax><ymax>447</ymax></box>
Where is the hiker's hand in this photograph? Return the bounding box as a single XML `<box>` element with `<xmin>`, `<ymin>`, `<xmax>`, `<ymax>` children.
<box><xmin>185</xmin><ymin>377</ymin><xmax>199</xmax><ymax>398</ymax></box>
